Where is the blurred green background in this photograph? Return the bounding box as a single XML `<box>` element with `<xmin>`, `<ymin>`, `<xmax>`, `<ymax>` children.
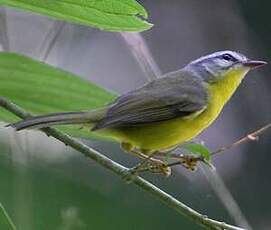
<box><xmin>0</xmin><ymin>0</ymin><xmax>271</xmax><ymax>229</ymax></box>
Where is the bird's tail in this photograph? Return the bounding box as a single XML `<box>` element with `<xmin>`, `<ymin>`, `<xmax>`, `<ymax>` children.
<box><xmin>8</xmin><ymin>108</ymin><xmax>106</xmax><ymax>131</ymax></box>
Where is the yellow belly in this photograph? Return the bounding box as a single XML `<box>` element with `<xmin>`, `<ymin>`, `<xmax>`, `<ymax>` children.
<box><xmin>99</xmin><ymin>69</ymin><xmax>247</xmax><ymax>152</ymax></box>
<box><xmin>104</xmin><ymin>97</ymin><xmax>221</xmax><ymax>151</ymax></box>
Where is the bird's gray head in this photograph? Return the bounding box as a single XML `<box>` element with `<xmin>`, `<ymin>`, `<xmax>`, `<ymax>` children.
<box><xmin>184</xmin><ymin>51</ymin><xmax>267</xmax><ymax>83</ymax></box>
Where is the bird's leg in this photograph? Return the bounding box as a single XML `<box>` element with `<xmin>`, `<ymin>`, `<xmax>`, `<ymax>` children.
<box><xmin>171</xmin><ymin>154</ymin><xmax>200</xmax><ymax>171</ymax></box>
<box><xmin>154</xmin><ymin>147</ymin><xmax>205</xmax><ymax>171</ymax></box>
<box><xmin>121</xmin><ymin>142</ymin><xmax>148</xmax><ymax>159</ymax></box>
<box><xmin>130</xmin><ymin>151</ymin><xmax>171</xmax><ymax>177</ymax></box>
<box><xmin>121</xmin><ymin>143</ymin><xmax>171</xmax><ymax>176</ymax></box>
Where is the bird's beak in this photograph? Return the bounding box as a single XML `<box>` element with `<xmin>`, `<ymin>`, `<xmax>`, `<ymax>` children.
<box><xmin>243</xmin><ymin>60</ymin><xmax>267</xmax><ymax>69</ymax></box>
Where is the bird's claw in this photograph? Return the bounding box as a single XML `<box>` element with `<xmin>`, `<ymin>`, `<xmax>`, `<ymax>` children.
<box><xmin>148</xmin><ymin>162</ymin><xmax>171</xmax><ymax>177</ymax></box>
<box><xmin>179</xmin><ymin>155</ymin><xmax>201</xmax><ymax>171</ymax></box>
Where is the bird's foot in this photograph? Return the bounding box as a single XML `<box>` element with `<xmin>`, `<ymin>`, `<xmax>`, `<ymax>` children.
<box><xmin>120</xmin><ymin>143</ymin><xmax>171</xmax><ymax>177</ymax></box>
<box><xmin>177</xmin><ymin>154</ymin><xmax>203</xmax><ymax>171</ymax></box>
<box><xmin>130</xmin><ymin>158</ymin><xmax>171</xmax><ymax>177</ymax></box>
<box><xmin>122</xmin><ymin>158</ymin><xmax>171</xmax><ymax>183</ymax></box>
<box><xmin>146</xmin><ymin>160</ymin><xmax>172</xmax><ymax>176</ymax></box>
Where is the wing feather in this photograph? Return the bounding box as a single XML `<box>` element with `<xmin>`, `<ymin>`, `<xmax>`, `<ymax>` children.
<box><xmin>93</xmin><ymin>70</ymin><xmax>208</xmax><ymax>130</ymax></box>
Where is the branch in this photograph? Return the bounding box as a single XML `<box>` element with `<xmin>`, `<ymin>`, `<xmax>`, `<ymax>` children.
<box><xmin>212</xmin><ymin>123</ymin><xmax>271</xmax><ymax>156</ymax></box>
<box><xmin>0</xmin><ymin>97</ymin><xmax>244</xmax><ymax>230</ymax></box>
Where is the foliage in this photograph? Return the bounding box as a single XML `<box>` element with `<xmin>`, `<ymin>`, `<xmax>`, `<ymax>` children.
<box><xmin>0</xmin><ymin>0</ymin><xmax>152</xmax><ymax>32</ymax></box>
<box><xmin>0</xmin><ymin>52</ymin><xmax>117</xmax><ymax>139</ymax></box>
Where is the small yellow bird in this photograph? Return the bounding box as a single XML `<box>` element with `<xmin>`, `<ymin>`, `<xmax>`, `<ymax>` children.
<box><xmin>9</xmin><ymin>51</ymin><xmax>266</xmax><ymax>174</ymax></box>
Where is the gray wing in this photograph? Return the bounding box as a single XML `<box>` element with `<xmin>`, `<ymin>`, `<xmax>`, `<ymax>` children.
<box><xmin>92</xmin><ymin>70</ymin><xmax>208</xmax><ymax>130</ymax></box>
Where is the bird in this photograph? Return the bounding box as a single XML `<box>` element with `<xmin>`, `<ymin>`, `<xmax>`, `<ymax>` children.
<box><xmin>9</xmin><ymin>51</ymin><xmax>267</xmax><ymax>175</ymax></box>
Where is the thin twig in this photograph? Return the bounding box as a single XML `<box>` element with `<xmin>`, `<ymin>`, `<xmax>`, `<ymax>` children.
<box><xmin>154</xmin><ymin>123</ymin><xmax>271</xmax><ymax>164</ymax></box>
<box><xmin>212</xmin><ymin>123</ymin><xmax>271</xmax><ymax>156</ymax></box>
<box><xmin>152</xmin><ymin>122</ymin><xmax>271</xmax><ymax>170</ymax></box>
<box><xmin>0</xmin><ymin>97</ymin><xmax>244</xmax><ymax>230</ymax></box>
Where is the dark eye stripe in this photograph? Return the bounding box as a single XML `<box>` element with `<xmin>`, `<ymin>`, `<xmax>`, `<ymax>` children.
<box><xmin>221</xmin><ymin>53</ymin><xmax>237</xmax><ymax>62</ymax></box>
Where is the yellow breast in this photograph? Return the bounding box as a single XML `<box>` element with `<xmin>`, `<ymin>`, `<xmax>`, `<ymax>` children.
<box><xmin>102</xmin><ymin>68</ymin><xmax>248</xmax><ymax>152</ymax></box>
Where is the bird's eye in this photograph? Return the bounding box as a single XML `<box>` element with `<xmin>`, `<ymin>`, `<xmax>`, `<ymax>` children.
<box><xmin>221</xmin><ymin>53</ymin><xmax>236</xmax><ymax>62</ymax></box>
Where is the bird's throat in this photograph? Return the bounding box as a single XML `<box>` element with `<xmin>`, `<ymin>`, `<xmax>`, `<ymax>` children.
<box><xmin>207</xmin><ymin>68</ymin><xmax>249</xmax><ymax>116</ymax></box>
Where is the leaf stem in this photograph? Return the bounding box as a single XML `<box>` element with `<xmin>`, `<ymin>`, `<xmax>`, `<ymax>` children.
<box><xmin>0</xmin><ymin>202</ymin><xmax>17</xmax><ymax>230</ymax></box>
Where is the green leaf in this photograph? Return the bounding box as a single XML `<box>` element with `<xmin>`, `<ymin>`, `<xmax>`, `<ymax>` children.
<box><xmin>0</xmin><ymin>52</ymin><xmax>117</xmax><ymax>140</ymax></box>
<box><xmin>182</xmin><ymin>142</ymin><xmax>211</xmax><ymax>162</ymax></box>
<box><xmin>0</xmin><ymin>202</ymin><xmax>17</xmax><ymax>230</ymax></box>
<box><xmin>0</xmin><ymin>0</ymin><xmax>152</xmax><ymax>32</ymax></box>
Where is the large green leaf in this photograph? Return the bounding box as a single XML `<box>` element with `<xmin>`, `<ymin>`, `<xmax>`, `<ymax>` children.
<box><xmin>0</xmin><ymin>52</ymin><xmax>117</xmax><ymax>139</ymax></box>
<box><xmin>0</xmin><ymin>0</ymin><xmax>152</xmax><ymax>32</ymax></box>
